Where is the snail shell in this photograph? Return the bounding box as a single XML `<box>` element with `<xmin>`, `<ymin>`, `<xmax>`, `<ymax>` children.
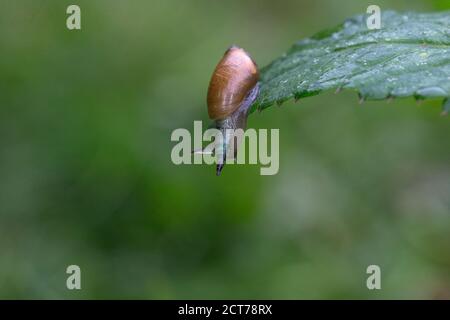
<box><xmin>207</xmin><ymin>46</ymin><xmax>259</xmax><ymax>120</ymax></box>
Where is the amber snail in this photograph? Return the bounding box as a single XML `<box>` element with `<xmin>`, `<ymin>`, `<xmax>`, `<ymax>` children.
<box><xmin>205</xmin><ymin>46</ymin><xmax>260</xmax><ymax>176</ymax></box>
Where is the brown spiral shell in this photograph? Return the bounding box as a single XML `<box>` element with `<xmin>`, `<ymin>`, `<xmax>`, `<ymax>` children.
<box><xmin>207</xmin><ymin>46</ymin><xmax>259</xmax><ymax>120</ymax></box>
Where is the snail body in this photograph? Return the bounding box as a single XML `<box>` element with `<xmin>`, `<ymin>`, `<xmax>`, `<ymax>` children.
<box><xmin>206</xmin><ymin>46</ymin><xmax>260</xmax><ymax>175</ymax></box>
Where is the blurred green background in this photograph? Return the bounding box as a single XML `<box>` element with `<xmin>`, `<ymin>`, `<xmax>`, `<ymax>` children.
<box><xmin>0</xmin><ymin>0</ymin><xmax>449</xmax><ymax>299</ymax></box>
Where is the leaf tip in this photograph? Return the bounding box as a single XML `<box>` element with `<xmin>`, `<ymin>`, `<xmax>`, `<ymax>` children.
<box><xmin>387</xmin><ymin>95</ymin><xmax>394</xmax><ymax>104</ymax></box>
<box><xmin>358</xmin><ymin>93</ymin><xmax>365</xmax><ymax>105</ymax></box>
<box><xmin>415</xmin><ymin>97</ymin><xmax>424</xmax><ymax>106</ymax></box>
<box><xmin>442</xmin><ymin>98</ymin><xmax>449</xmax><ymax>116</ymax></box>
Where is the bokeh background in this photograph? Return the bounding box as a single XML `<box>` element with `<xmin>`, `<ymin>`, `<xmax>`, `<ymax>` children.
<box><xmin>0</xmin><ymin>0</ymin><xmax>449</xmax><ymax>299</ymax></box>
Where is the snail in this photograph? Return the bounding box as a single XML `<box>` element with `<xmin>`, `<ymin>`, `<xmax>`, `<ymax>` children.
<box><xmin>205</xmin><ymin>46</ymin><xmax>260</xmax><ymax>176</ymax></box>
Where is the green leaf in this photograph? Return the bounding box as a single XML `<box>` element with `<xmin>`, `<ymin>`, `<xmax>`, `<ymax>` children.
<box><xmin>252</xmin><ymin>10</ymin><xmax>450</xmax><ymax>113</ymax></box>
